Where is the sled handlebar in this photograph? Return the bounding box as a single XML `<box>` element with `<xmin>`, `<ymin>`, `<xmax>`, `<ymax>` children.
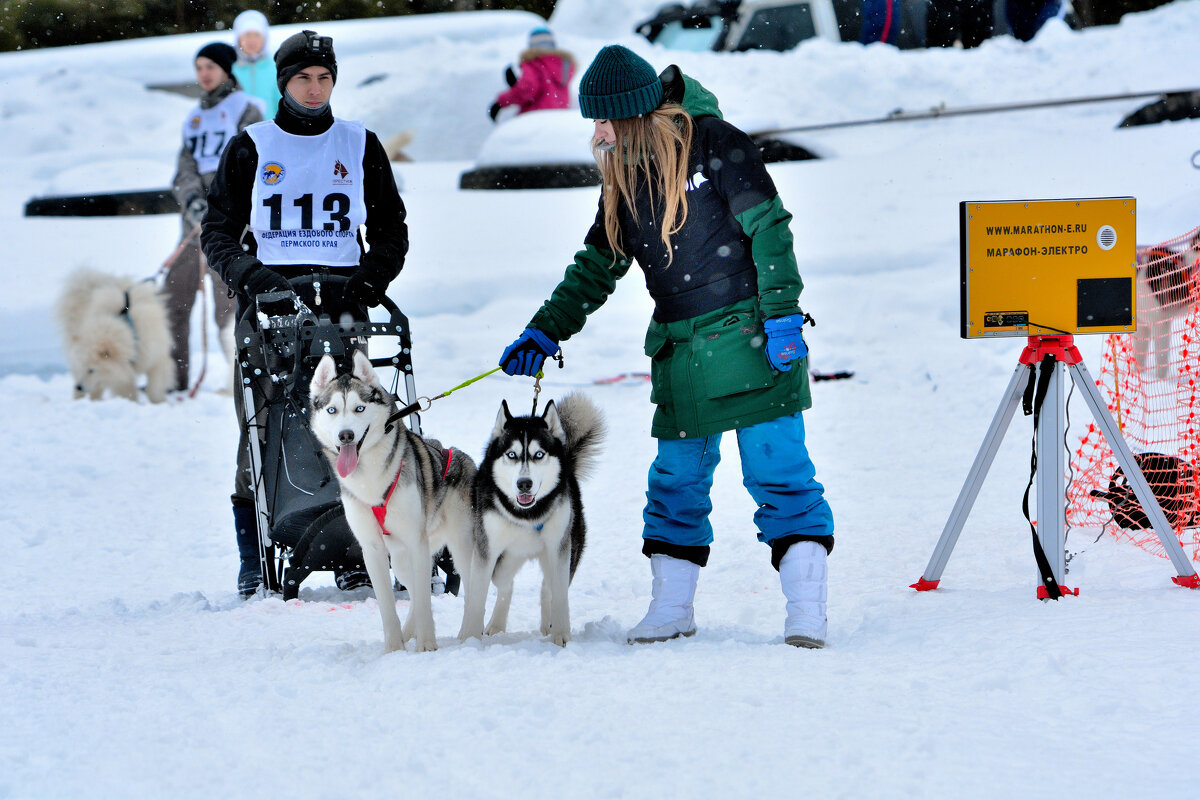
<box><xmin>238</xmin><ymin>272</ymin><xmax>414</xmax><ymax>394</ymax></box>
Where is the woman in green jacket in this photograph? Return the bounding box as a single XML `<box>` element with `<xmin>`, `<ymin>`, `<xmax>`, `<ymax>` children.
<box><xmin>498</xmin><ymin>45</ymin><xmax>834</xmax><ymax>648</ymax></box>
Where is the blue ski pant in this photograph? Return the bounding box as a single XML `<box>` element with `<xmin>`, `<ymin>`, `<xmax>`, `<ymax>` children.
<box><xmin>642</xmin><ymin>412</ymin><xmax>834</xmax><ymax>565</ymax></box>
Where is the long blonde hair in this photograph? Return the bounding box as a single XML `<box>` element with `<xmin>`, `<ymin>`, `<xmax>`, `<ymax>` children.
<box><xmin>593</xmin><ymin>105</ymin><xmax>694</xmax><ymax>265</ymax></box>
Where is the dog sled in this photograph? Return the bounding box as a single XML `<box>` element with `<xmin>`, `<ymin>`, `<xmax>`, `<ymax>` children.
<box><xmin>234</xmin><ymin>273</ymin><xmax>458</xmax><ymax>600</ymax></box>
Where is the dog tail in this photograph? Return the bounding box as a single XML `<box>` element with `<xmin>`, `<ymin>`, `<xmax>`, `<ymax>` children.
<box><xmin>556</xmin><ymin>392</ymin><xmax>606</xmax><ymax>481</ymax></box>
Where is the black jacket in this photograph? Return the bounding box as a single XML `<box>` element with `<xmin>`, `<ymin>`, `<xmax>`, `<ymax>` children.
<box><xmin>201</xmin><ymin>102</ymin><xmax>408</xmax><ymax>306</ymax></box>
<box><xmin>583</xmin><ymin>114</ymin><xmax>775</xmax><ymax>323</ymax></box>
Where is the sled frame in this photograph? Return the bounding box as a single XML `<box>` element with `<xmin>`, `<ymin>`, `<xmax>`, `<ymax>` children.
<box><xmin>235</xmin><ymin>284</ymin><xmax>421</xmax><ymax>595</ymax></box>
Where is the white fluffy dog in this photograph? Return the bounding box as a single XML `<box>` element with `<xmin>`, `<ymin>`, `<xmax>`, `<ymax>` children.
<box><xmin>56</xmin><ymin>268</ymin><xmax>174</xmax><ymax>403</ymax></box>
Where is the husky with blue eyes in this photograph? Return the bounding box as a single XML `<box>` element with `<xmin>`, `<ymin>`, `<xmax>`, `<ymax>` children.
<box><xmin>459</xmin><ymin>393</ymin><xmax>605</xmax><ymax>646</ymax></box>
<box><xmin>309</xmin><ymin>349</ymin><xmax>476</xmax><ymax>653</ymax></box>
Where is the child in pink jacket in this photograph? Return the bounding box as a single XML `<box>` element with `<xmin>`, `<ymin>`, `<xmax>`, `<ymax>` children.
<box><xmin>489</xmin><ymin>27</ymin><xmax>576</xmax><ymax>120</ymax></box>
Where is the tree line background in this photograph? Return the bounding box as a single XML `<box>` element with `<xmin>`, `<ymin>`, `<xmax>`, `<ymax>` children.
<box><xmin>0</xmin><ymin>0</ymin><xmax>557</xmax><ymax>51</ymax></box>
<box><xmin>0</xmin><ymin>0</ymin><xmax>1179</xmax><ymax>53</ymax></box>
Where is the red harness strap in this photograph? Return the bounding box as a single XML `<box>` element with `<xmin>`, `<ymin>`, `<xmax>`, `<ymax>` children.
<box><xmin>371</xmin><ymin>461</ymin><xmax>403</xmax><ymax>535</ymax></box>
<box><xmin>371</xmin><ymin>450</ymin><xmax>453</xmax><ymax>536</ymax></box>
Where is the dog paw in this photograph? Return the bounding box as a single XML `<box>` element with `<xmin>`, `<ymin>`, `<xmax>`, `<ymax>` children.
<box><xmin>411</xmin><ymin>635</ymin><xmax>438</xmax><ymax>653</ymax></box>
<box><xmin>484</xmin><ymin>623</ymin><xmax>507</xmax><ymax>637</ymax></box>
<box><xmin>384</xmin><ymin>636</ymin><xmax>405</xmax><ymax>653</ymax></box>
<box><xmin>550</xmin><ymin>631</ymin><xmax>570</xmax><ymax>647</ymax></box>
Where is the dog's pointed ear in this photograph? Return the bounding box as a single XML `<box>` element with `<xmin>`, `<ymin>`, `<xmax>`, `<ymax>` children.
<box><xmin>311</xmin><ymin>354</ymin><xmax>338</xmax><ymax>398</ymax></box>
<box><xmin>542</xmin><ymin>399</ymin><xmax>565</xmax><ymax>442</ymax></box>
<box><xmin>351</xmin><ymin>349</ymin><xmax>377</xmax><ymax>385</ymax></box>
<box><xmin>492</xmin><ymin>400</ymin><xmax>511</xmax><ymax>439</ymax></box>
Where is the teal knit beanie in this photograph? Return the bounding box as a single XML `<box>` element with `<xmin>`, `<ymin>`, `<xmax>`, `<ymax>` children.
<box><xmin>578</xmin><ymin>45</ymin><xmax>663</xmax><ymax>120</ymax></box>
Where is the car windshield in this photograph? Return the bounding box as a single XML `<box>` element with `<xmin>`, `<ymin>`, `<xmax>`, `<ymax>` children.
<box><xmin>655</xmin><ymin>17</ymin><xmax>723</xmax><ymax>51</ymax></box>
<box><xmin>735</xmin><ymin>5</ymin><xmax>817</xmax><ymax>51</ymax></box>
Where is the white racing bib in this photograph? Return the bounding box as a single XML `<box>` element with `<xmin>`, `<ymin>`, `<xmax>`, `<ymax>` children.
<box><xmin>182</xmin><ymin>91</ymin><xmax>262</xmax><ymax>174</ymax></box>
<box><xmin>247</xmin><ymin>118</ymin><xmax>368</xmax><ymax>268</ymax></box>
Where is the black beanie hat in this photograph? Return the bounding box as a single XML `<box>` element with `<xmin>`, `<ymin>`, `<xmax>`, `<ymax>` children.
<box><xmin>275</xmin><ymin>30</ymin><xmax>338</xmax><ymax>94</ymax></box>
<box><xmin>195</xmin><ymin>42</ymin><xmax>237</xmax><ymax>79</ymax></box>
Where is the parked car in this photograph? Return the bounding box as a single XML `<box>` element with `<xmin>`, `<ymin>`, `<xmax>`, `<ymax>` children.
<box><xmin>637</xmin><ymin>0</ymin><xmax>1078</xmax><ymax>52</ymax></box>
<box><xmin>635</xmin><ymin>0</ymin><xmax>845</xmax><ymax>52</ymax></box>
<box><xmin>636</xmin><ymin>0</ymin><xmax>847</xmax><ymax>52</ymax></box>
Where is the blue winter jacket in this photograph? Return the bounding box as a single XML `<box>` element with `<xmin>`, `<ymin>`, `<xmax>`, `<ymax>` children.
<box><xmin>233</xmin><ymin>59</ymin><xmax>281</xmax><ymax>118</ymax></box>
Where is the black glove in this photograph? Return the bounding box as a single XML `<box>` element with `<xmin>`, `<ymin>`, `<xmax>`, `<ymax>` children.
<box><xmin>504</xmin><ymin>66</ymin><xmax>518</xmax><ymax>87</ymax></box>
<box><xmin>488</xmin><ymin>102</ymin><xmax>502</xmax><ymax>122</ymax></box>
<box><xmin>241</xmin><ymin>264</ymin><xmax>291</xmax><ymax>300</ymax></box>
<box><xmin>183</xmin><ymin>196</ymin><xmax>207</xmax><ymax>229</ymax></box>
<box><xmin>343</xmin><ymin>268</ymin><xmax>388</xmax><ymax>309</ymax></box>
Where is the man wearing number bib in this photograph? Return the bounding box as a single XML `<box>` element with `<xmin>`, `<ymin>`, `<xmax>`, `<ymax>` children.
<box><xmin>202</xmin><ymin>30</ymin><xmax>409</xmax><ymax>596</ymax></box>
<box><xmin>169</xmin><ymin>42</ymin><xmax>264</xmax><ymax>393</ymax></box>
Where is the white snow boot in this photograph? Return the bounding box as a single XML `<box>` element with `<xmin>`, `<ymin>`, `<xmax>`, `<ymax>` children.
<box><xmin>627</xmin><ymin>554</ymin><xmax>699</xmax><ymax>644</ymax></box>
<box><xmin>779</xmin><ymin>540</ymin><xmax>827</xmax><ymax>649</ymax></box>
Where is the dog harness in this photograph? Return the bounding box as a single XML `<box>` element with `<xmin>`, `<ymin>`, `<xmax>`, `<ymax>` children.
<box><xmin>372</xmin><ymin>462</ymin><xmax>403</xmax><ymax>536</ymax></box>
<box><xmin>370</xmin><ymin>450</ymin><xmax>455</xmax><ymax>535</ymax></box>
<box><xmin>120</xmin><ymin>290</ymin><xmax>138</xmax><ymax>357</ymax></box>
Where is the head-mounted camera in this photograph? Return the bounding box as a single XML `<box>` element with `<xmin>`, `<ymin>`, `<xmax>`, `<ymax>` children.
<box><xmin>306</xmin><ymin>32</ymin><xmax>334</xmax><ymax>58</ymax></box>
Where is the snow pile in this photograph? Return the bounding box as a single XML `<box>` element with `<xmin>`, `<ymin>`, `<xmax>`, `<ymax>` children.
<box><xmin>0</xmin><ymin>3</ymin><xmax>1198</xmax><ymax>798</ymax></box>
<box><xmin>474</xmin><ymin>108</ymin><xmax>596</xmax><ymax>166</ymax></box>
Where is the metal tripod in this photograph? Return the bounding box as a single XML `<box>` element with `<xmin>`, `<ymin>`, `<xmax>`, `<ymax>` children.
<box><xmin>912</xmin><ymin>335</ymin><xmax>1199</xmax><ymax>595</ymax></box>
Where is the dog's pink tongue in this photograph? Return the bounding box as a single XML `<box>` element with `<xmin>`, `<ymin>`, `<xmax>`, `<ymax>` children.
<box><xmin>336</xmin><ymin>444</ymin><xmax>358</xmax><ymax>478</ymax></box>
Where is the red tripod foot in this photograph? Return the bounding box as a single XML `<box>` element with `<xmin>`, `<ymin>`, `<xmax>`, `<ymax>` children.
<box><xmin>1036</xmin><ymin>585</ymin><xmax>1079</xmax><ymax>599</ymax></box>
<box><xmin>910</xmin><ymin>577</ymin><xmax>940</xmax><ymax>591</ymax></box>
<box><xmin>1171</xmin><ymin>574</ymin><xmax>1200</xmax><ymax>589</ymax></box>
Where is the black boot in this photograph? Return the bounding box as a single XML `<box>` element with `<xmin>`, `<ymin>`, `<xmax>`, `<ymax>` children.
<box><xmin>435</xmin><ymin>547</ymin><xmax>460</xmax><ymax>596</ymax></box>
<box><xmin>233</xmin><ymin>503</ymin><xmax>262</xmax><ymax>598</ymax></box>
<box><xmin>334</xmin><ymin>568</ymin><xmax>371</xmax><ymax>591</ymax></box>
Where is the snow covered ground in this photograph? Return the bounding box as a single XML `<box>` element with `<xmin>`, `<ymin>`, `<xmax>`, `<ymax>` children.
<box><xmin>1</xmin><ymin>2</ymin><xmax>1198</xmax><ymax>797</ymax></box>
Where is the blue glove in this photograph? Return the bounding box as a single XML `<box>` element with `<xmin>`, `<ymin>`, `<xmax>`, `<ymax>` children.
<box><xmin>499</xmin><ymin>328</ymin><xmax>559</xmax><ymax>376</ymax></box>
<box><xmin>763</xmin><ymin>315</ymin><xmax>809</xmax><ymax>372</ymax></box>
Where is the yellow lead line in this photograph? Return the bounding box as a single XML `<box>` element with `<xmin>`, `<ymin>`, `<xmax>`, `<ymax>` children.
<box><xmin>439</xmin><ymin>366</ymin><xmax>503</xmax><ymax>398</ymax></box>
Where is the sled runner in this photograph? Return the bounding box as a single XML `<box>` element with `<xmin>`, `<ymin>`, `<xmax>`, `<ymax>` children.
<box><xmin>234</xmin><ymin>274</ymin><xmax>458</xmax><ymax>600</ymax></box>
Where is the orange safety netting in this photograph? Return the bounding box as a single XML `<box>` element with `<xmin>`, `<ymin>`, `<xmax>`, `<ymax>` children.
<box><xmin>1067</xmin><ymin>224</ymin><xmax>1200</xmax><ymax>561</ymax></box>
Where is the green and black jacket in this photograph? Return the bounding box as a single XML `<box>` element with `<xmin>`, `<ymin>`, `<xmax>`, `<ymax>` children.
<box><xmin>528</xmin><ymin>75</ymin><xmax>811</xmax><ymax>439</ymax></box>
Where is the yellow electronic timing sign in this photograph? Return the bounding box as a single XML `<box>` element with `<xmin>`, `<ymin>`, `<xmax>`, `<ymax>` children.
<box><xmin>960</xmin><ymin>197</ymin><xmax>1136</xmax><ymax>338</ymax></box>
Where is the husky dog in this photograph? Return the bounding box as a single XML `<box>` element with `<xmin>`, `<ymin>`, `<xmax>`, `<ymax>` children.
<box><xmin>309</xmin><ymin>350</ymin><xmax>476</xmax><ymax>653</ymax></box>
<box><xmin>1135</xmin><ymin>234</ymin><xmax>1199</xmax><ymax>379</ymax></box>
<box><xmin>55</xmin><ymin>268</ymin><xmax>174</xmax><ymax>403</ymax></box>
<box><xmin>459</xmin><ymin>393</ymin><xmax>605</xmax><ymax>647</ymax></box>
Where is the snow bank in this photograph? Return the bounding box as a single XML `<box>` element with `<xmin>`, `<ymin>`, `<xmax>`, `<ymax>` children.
<box><xmin>0</xmin><ymin>3</ymin><xmax>1198</xmax><ymax>797</ymax></box>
